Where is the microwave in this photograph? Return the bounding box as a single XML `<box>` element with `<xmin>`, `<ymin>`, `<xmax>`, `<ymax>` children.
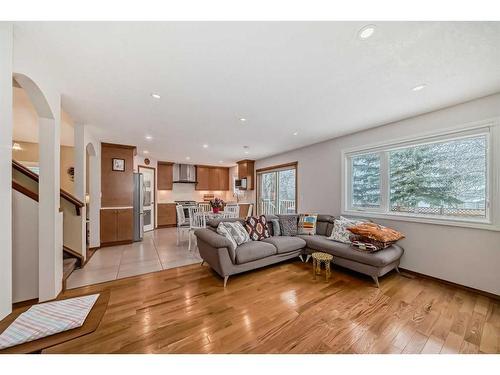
<box><xmin>235</xmin><ymin>178</ymin><xmax>247</xmax><ymax>190</ymax></box>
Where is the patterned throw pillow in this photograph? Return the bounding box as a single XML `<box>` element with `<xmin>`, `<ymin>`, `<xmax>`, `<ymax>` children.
<box><xmin>216</xmin><ymin>223</ymin><xmax>237</xmax><ymax>251</ymax></box>
<box><xmin>270</xmin><ymin>219</ymin><xmax>281</xmax><ymax>236</ymax></box>
<box><xmin>278</xmin><ymin>214</ymin><xmax>299</xmax><ymax>236</ymax></box>
<box><xmin>245</xmin><ymin>215</ymin><xmax>270</xmax><ymax>241</ymax></box>
<box><xmin>328</xmin><ymin>216</ymin><xmax>365</xmax><ymax>243</ymax></box>
<box><xmin>350</xmin><ymin>240</ymin><xmax>382</xmax><ymax>253</ymax></box>
<box><xmin>216</xmin><ymin>221</ymin><xmax>250</xmax><ymax>251</ymax></box>
<box><xmin>298</xmin><ymin>214</ymin><xmax>318</xmax><ymax>235</ymax></box>
<box><xmin>348</xmin><ymin>234</ymin><xmax>393</xmax><ymax>250</ymax></box>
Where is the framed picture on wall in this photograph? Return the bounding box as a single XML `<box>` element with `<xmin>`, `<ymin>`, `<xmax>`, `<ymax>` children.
<box><xmin>112</xmin><ymin>158</ymin><xmax>125</xmax><ymax>172</ymax></box>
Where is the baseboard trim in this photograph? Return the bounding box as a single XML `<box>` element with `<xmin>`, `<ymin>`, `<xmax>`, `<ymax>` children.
<box><xmin>100</xmin><ymin>240</ymin><xmax>133</xmax><ymax>248</ymax></box>
<box><xmin>399</xmin><ymin>267</ymin><xmax>499</xmax><ymax>301</ymax></box>
<box><xmin>12</xmin><ymin>298</ymin><xmax>39</xmax><ymax>310</ymax></box>
<box><xmin>157</xmin><ymin>224</ymin><xmax>176</xmax><ymax>228</ymax></box>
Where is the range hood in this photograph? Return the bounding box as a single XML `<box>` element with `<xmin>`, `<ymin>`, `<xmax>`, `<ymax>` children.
<box><xmin>173</xmin><ymin>164</ymin><xmax>197</xmax><ymax>183</ymax></box>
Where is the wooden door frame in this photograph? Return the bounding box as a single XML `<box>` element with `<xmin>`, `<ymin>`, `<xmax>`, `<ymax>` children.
<box><xmin>138</xmin><ymin>165</ymin><xmax>157</xmax><ymax>229</ymax></box>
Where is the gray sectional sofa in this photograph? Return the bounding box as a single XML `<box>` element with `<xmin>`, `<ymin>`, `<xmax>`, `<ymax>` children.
<box><xmin>194</xmin><ymin>214</ymin><xmax>404</xmax><ymax>287</ymax></box>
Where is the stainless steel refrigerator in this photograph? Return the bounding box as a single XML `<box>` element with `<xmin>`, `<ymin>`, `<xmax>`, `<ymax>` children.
<box><xmin>133</xmin><ymin>173</ymin><xmax>144</xmax><ymax>241</ymax></box>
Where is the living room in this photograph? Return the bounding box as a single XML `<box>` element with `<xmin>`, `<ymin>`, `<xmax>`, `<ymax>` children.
<box><xmin>0</xmin><ymin>1</ymin><xmax>499</xmax><ymax>373</ymax></box>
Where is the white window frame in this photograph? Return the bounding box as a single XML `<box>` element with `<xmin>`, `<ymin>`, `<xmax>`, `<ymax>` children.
<box><xmin>341</xmin><ymin>118</ymin><xmax>500</xmax><ymax>231</ymax></box>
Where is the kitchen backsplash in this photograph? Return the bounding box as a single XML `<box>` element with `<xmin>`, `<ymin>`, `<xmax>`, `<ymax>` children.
<box><xmin>157</xmin><ymin>182</ymin><xmax>234</xmax><ymax>203</ymax></box>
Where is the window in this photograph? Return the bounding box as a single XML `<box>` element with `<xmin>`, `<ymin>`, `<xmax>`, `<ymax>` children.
<box><xmin>351</xmin><ymin>153</ymin><xmax>381</xmax><ymax>209</ymax></box>
<box><xmin>344</xmin><ymin>125</ymin><xmax>498</xmax><ymax>228</ymax></box>
<box><xmin>257</xmin><ymin>163</ymin><xmax>297</xmax><ymax>215</ymax></box>
<box><xmin>389</xmin><ymin>136</ymin><xmax>487</xmax><ymax>218</ymax></box>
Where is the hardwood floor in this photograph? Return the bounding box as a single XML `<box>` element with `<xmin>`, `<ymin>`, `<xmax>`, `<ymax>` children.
<box><xmin>39</xmin><ymin>259</ymin><xmax>499</xmax><ymax>354</ymax></box>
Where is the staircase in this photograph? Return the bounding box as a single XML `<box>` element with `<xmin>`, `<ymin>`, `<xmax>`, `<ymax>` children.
<box><xmin>63</xmin><ymin>258</ymin><xmax>77</xmax><ymax>289</ymax></box>
<box><xmin>12</xmin><ymin>159</ymin><xmax>86</xmax><ymax>301</ymax></box>
<box><xmin>62</xmin><ymin>245</ymin><xmax>84</xmax><ymax>289</ymax></box>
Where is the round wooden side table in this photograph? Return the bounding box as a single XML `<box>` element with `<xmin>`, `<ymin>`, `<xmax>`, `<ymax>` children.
<box><xmin>312</xmin><ymin>252</ymin><xmax>333</xmax><ymax>282</ymax></box>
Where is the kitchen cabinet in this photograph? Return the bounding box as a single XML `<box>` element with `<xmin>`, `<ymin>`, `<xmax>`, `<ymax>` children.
<box><xmin>101</xmin><ymin>143</ymin><xmax>136</xmax><ymax>207</ymax></box>
<box><xmin>196</xmin><ymin>166</ymin><xmax>210</xmax><ymax>190</ymax></box>
<box><xmin>157</xmin><ymin>203</ymin><xmax>177</xmax><ymax>227</ymax></box>
<box><xmin>209</xmin><ymin>168</ymin><xmax>219</xmax><ymax>190</ymax></box>
<box><xmin>196</xmin><ymin>166</ymin><xmax>229</xmax><ymax>191</ymax></box>
<box><xmin>237</xmin><ymin>159</ymin><xmax>255</xmax><ymax>190</ymax></box>
<box><xmin>220</xmin><ymin>168</ymin><xmax>229</xmax><ymax>190</ymax></box>
<box><xmin>100</xmin><ymin>208</ymin><xmax>133</xmax><ymax>245</ymax></box>
<box><xmin>157</xmin><ymin>162</ymin><xmax>173</xmax><ymax>190</ymax></box>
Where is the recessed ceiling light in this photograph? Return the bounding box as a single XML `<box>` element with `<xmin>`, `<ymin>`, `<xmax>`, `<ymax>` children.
<box><xmin>151</xmin><ymin>93</ymin><xmax>161</xmax><ymax>99</ymax></box>
<box><xmin>293</xmin><ymin>131</ymin><xmax>298</xmax><ymax>136</ymax></box>
<box><xmin>412</xmin><ymin>84</ymin><xmax>427</xmax><ymax>92</ymax></box>
<box><xmin>239</xmin><ymin>118</ymin><xmax>247</xmax><ymax>123</ymax></box>
<box><xmin>219</xmin><ymin>160</ymin><xmax>224</xmax><ymax>164</ymax></box>
<box><xmin>244</xmin><ymin>151</ymin><xmax>250</xmax><ymax>155</ymax></box>
<box><xmin>145</xmin><ymin>135</ymin><xmax>153</xmax><ymax>140</ymax></box>
<box><xmin>185</xmin><ymin>156</ymin><xmax>191</xmax><ymax>160</ymax></box>
<box><xmin>203</xmin><ymin>144</ymin><xmax>209</xmax><ymax>148</ymax></box>
<box><xmin>358</xmin><ymin>25</ymin><xmax>376</xmax><ymax>40</ymax></box>
<box><xmin>143</xmin><ymin>150</ymin><xmax>149</xmax><ymax>155</ymax></box>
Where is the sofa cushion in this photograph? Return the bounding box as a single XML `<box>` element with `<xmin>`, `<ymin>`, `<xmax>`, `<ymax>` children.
<box><xmin>326</xmin><ymin>222</ymin><xmax>335</xmax><ymax>237</ymax></box>
<box><xmin>317</xmin><ymin>214</ymin><xmax>335</xmax><ymax>223</ymax></box>
<box><xmin>315</xmin><ymin>215</ymin><xmax>335</xmax><ymax>236</ymax></box>
<box><xmin>315</xmin><ymin>221</ymin><xmax>328</xmax><ymax>236</ymax></box>
<box><xmin>263</xmin><ymin>236</ymin><xmax>306</xmax><ymax>254</ymax></box>
<box><xmin>278</xmin><ymin>214</ymin><xmax>299</xmax><ymax>236</ymax></box>
<box><xmin>235</xmin><ymin>241</ymin><xmax>277</xmax><ymax>264</ymax></box>
<box><xmin>299</xmin><ymin>235</ymin><xmax>403</xmax><ymax>267</ymax></box>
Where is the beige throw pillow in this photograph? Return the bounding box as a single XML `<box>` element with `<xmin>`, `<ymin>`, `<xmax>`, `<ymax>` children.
<box><xmin>328</xmin><ymin>216</ymin><xmax>365</xmax><ymax>243</ymax></box>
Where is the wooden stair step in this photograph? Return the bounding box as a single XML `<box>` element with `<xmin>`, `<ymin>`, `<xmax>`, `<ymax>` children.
<box><xmin>63</xmin><ymin>258</ymin><xmax>77</xmax><ymax>281</ymax></box>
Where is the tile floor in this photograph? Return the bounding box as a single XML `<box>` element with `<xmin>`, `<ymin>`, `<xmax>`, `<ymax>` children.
<box><xmin>67</xmin><ymin>227</ymin><xmax>201</xmax><ymax>289</ymax></box>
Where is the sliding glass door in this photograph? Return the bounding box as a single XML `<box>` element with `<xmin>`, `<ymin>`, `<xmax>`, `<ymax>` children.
<box><xmin>257</xmin><ymin>163</ymin><xmax>297</xmax><ymax>215</ymax></box>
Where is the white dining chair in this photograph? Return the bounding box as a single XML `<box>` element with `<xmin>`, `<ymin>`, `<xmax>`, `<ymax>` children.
<box><xmin>176</xmin><ymin>205</ymin><xmax>190</xmax><ymax>245</ymax></box>
<box><xmin>188</xmin><ymin>206</ymin><xmax>206</xmax><ymax>251</ymax></box>
<box><xmin>225</xmin><ymin>204</ymin><xmax>240</xmax><ymax>218</ymax></box>
<box><xmin>198</xmin><ymin>202</ymin><xmax>211</xmax><ymax>212</ymax></box>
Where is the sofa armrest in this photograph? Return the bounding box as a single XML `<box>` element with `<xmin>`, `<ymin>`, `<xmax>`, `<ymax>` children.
<box><xmin>194</xmin><ymin>228</ymin><xmax>236</xmax><ymax>276</ymax></box>
<box><xmin>194</xmin><ymin>228</ymin><xmax>233</xmax><ymax>249</ymax></box>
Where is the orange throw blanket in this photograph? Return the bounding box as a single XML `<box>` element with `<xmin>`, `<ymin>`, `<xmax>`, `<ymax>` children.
<box><xmin>347</xmin><ymin>222</ymin><xmax>405</xmax><ymax>243</ymax></box>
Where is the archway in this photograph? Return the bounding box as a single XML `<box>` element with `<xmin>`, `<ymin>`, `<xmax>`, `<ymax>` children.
<box><xmin>12</xmin><ymin>72</ymin><xmax>62</xmax><ymax>302</ymax></box>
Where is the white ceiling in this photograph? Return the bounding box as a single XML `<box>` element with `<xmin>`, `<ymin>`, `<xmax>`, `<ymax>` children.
<box><xmin>13</xmin><ymin>22</ymin><xmax>500</xmax><ymax>165</ymax></box>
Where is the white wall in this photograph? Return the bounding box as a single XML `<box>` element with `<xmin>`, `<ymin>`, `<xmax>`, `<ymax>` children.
<box><xmin>14</xmin><ymin>26</ymin><xmax>63</xmax><ymax>302</ymax></box>
<box><xmin>0</xmin><ymin>23</ymin><xmax>13</xmax><ymax>319</ymax></box>
<box><xmin>74</xmin><ymin>124</ymin><xmax>101</xmax><ymax>252</ymax></box>
<box><xmin>256</xmin><ymin>93</ymin><xmax>500</xmax><ymax>295</ymax></box>
<box><xmin>12</xmin><ymin>191</ymin><xmax>38</xmax><ymax>303</ymax></box>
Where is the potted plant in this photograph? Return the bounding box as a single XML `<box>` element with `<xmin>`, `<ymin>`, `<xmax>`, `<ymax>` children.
<box><xmin>210</xmin><ymin>197</ymin><xmax>225</xmax><ymax>214</ymax></box>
